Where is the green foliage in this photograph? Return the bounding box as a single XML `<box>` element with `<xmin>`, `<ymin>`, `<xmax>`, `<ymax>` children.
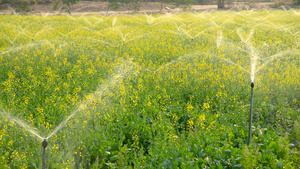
<box><xmin>0</xmin><ymin>11</ymin><xmax>299</xmax><ymax>168</ymax></box>
<box><xmin>241</xmin><ymin>146</ymin><xmax>261</xmax><ymax>168</ymax></box>
<box><xmin>294</xmin><ymin>120</ymin><xmax>300</xmax><ymax>141</ymax></box>
<box><xmin>241</xmin><ymin>133</ymin><xmax>292</xmax><ymax>168</ymax></box>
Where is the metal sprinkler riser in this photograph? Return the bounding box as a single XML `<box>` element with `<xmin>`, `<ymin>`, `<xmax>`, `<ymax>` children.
<box><xmin>42</xmin><ymin>139</ymin><xmax>48</xmax><ymax>169</ymax></box>
<box><xmin>248</xmin><ymin>82</ymin><xmax>254</xmax><ymax>145</ymax></box>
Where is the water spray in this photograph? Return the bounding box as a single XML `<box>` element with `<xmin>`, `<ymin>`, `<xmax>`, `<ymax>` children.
<box><xmin>248</xmin><ymin>82</ymin><xmax>254</xmax><ymax>145</ymax></box>
<box><xmin>42</xmin><ymin>139</ymin><xmax>48</xmax><ymax>169</ymax></box>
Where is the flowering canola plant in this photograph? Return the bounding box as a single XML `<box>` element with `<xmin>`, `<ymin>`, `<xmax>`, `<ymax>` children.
<box><xmin>0</xmin><ymin>10</ymin><xmax>299</xmax><ymax>168</ymax></box>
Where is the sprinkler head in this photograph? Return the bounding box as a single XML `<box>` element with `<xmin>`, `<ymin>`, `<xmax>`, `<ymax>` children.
<box><xmin>251</xmin><ymin>82</ymin><xmax>254</xmax><ymax>88</ymax></box>
<box><xmin>42</xmin><ymin>139</ymin><xmax>48</xmax><ymax>149</ymax></box>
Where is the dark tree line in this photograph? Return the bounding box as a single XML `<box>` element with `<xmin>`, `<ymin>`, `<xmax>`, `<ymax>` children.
<box><xmin>0</xmin><ymin>0</ymin><xmax>239</xmax><ymax>11</ymax></box>
<box><xmin>1</xmin><ymin>0</ymin><xmax>299</xmax><ymax>12</ymax></box>
<box><xmin>0</xmin><ymin>0</ymin><xmax>206</xmax><ymax>10</ymax></box>
<box><xmin>0</xmin><ymin>0</ymin><xmax>81</xmax><ymax>13</ymax></box>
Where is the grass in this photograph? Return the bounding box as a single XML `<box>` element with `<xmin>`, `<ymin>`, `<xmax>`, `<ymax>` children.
<box><xmin>0</xmin><ymin>10</ymin><xmax>299</xmax><ymax>168</ymax></box>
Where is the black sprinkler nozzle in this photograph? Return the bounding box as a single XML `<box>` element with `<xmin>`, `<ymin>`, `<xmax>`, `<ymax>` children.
<box><xmin>42</xmin><ymin>139</ymin><xmax>48</xmax><ymax>149</ymax></box>
<box><xmin>251</xmin><ymin>82</ymin><xmax>254</xmax><ymax>88</ymax></box>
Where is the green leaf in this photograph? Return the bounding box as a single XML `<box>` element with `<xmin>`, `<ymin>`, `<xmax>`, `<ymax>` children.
<box><xmin>217</xmin><ymin>162</ymin><xmax>223</xmax><ymax>169</ymax></box>
<box><xmin>233</xmin><ymin>164</ymin><xmax>243</xmax><ymax>168</ymax></box>
<box><xmin>28</xmin><ymin>162</ymin><xmax>38</xmax><ymax>169</ymax></box>
<box><xmin>110</xmin><ymin>155</ymin><xmax>119</xmax><ymax>161</ymax></box>
<box><xmin>289</xmin><ymin>141</ymin><xmax>299</xmax><ymax>148</ymax></box>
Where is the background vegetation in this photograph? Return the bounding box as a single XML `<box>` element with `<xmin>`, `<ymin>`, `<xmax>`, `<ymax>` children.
<box><xmin>0</xmin><ymin>0</ymin><xmax>299</xmax><ymax>13</ymax></box>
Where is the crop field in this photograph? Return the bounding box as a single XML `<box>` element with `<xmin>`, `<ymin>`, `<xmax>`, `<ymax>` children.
<box><xmin>0</xmin><ymin>10</ymin><xmax>300</xmax><ymax>168</ymax></box>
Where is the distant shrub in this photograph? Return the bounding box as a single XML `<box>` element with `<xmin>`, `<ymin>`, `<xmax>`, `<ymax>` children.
<box><xmin>294</xmin><ymin>0</ymin><xmax>300</xmax><ymax>4</ymax></box>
